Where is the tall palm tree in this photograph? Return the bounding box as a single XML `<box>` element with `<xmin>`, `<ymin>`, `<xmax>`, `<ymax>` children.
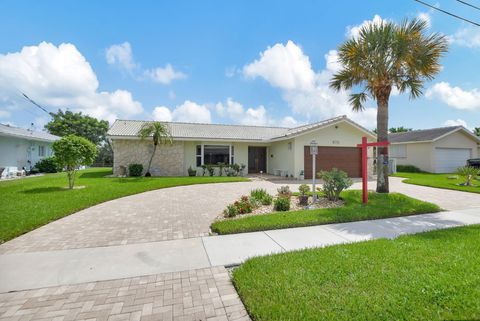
<box><xmin>138</xmin><ymin>121</ymin><xmax>173</xmax><ymax>176</ymax></box>
<box><xmin>330</xmin><ymin>18</ymin><xmax>448</xmax><ymax>193</ymax></box>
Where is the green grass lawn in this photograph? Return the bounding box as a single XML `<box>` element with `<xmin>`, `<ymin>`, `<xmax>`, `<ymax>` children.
<box><xmin>233</xmin><ymin>224</ymin><xmax>480</xmax><ymax>321</ymax></box>
<box><xmin>211</xmin><ymin>190</ymin><xmax>440</xmax><ymax>235</ymax></box>
<box><xmin>393</xmin><ymin>172</ymin><xmax>480</xmax><ymax>193</ymax></box>
<box><xmin>0</xmin><ymin>168</ymin><xmax>248</xmax><ymax>244</ymax></box>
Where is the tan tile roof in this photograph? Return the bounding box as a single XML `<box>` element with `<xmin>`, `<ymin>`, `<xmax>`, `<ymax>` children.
<box><xmin>107</xmin><ymin>115</ymin><xmax>374</xmax><ymax>142</ymax></box>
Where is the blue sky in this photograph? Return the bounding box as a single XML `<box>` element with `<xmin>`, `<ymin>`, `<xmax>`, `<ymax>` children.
<box><xmin>0</xmin><ymin>0</ymin><xmax>479</xmax><ymax>131</ymax></box>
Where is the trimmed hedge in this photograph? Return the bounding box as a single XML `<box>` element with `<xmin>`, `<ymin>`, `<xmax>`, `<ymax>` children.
<box><xmin>396</xmin><ymin>164</ymin><xmax>426</xmax><ymax>173</ymax></box>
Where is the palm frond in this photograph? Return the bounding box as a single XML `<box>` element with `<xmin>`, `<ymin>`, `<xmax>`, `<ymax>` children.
<box><xmin>349</xmin><ymin>92</ymin><xmax>368</xmax><ymax>111</ymax></box>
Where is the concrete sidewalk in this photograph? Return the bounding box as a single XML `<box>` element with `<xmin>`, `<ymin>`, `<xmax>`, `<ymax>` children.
<box><xmin>1</xmin><ymin>208</ymin><xmax>480</xmax><ymax>293</ymax></box>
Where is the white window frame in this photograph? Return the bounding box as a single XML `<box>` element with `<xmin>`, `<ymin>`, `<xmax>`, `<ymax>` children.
<box><xmin>38</xmin><ymin>145</ymin><xmax>45</xmax><ymax>157</ymax></box>
<box><xmin>390</xmin><ymin>144</ymin><xmax>407</xmax><ymax>158</ymax></box>
<box><xmin>196</xmin><ymin>143</ymin><xmax>233</xmax><ymax>166</ymax></box>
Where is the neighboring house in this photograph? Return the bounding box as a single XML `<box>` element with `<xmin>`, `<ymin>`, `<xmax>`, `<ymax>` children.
<box><xmin>107</xmin><ymin>115</ymin><xmax>376</xmax><ymax>178</ymax></box>
<box><xmin>389</xmin><ymin>126</ymin><xmax>480</xmax><ymax>173</ymax></box>
<box><xmin>0</xmin><ymin>123</ymin><xmax>59</xmax><ymax>171</ymax></box>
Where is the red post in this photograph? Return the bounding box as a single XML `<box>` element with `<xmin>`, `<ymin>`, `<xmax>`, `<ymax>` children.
<box><xmin>357</xmin><ymin>138</ymin><xmax>390</xmax><ymax>205</ymax></box>
<box><xmin>361</xmin><ymin>137</ymin><xmax>368</xmax><ymax>204</ymax></box>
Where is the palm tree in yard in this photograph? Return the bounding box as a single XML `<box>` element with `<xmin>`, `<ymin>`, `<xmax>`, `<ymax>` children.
<box><xmin>330</xmin><ymin>18</ymin><xmax>448</xmax><ymax>193</ymax></box>
<box><xmin>138</xmin><ymin>121</ymin><xmax>173</xmax><ymax>176</ymax></box>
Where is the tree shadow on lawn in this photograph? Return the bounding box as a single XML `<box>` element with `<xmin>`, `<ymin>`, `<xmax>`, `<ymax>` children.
<box><xmin>22</xmin><ymin>186</ymin><xmax>70</xmax><ymax>194</ymax></box>
<box><xmin>78</xmin><ymin>170</ymin><xmax>112</xmax><ymax>179</ymax></box>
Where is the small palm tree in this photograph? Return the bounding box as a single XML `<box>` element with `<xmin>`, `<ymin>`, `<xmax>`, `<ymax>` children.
<box><xmin>138</xmin><ymin>121</ymin><xmax>173</xmax><ymax>176</ymax></box>
<box><xmin>330</xmin><ymin>18</ymin><xmax>448</xmax><ymax>193</ymax></box>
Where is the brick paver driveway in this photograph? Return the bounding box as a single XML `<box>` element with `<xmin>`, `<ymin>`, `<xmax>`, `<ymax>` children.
<box><xmin>1</xmin><ymin>177</ymin><xmax>480</xmax><ymax>321</ymax></box>
<box><xmin>2</xmin><ymin>177</ymin><xmax>480</xmax><ymax>255</ymax></box>
<box><xmin>0</xmin><ymin>181</ymin><xmax>278</xmax><ymax>254</ymax></box>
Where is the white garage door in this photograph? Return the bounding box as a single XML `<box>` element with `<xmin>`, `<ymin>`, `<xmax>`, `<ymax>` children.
<box><xmin>434</xmin><ymin>148</ymin><xmax>471</xmax><ymax>173</ymax></box>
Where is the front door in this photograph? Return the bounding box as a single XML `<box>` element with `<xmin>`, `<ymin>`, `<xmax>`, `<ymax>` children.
<box><xmin>248</xmin><ymin>147</ymin><xmax>267</xmax><ymax>173</ymax></box>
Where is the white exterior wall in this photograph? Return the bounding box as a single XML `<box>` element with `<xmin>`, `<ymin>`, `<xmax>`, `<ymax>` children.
<box><xmin>267</xmin><ymin>139</ymin><xmax>295</xmax><ymax>176</ymax></box>
<box><xmin>292</xmin><ymin>123</ymin><xmax>375</xmax><ymax>178</ymax></box>
<box><xmin>392</xmin><ymin>142</ymin><xmax>434</xmax><ymax>172</ymax></box>
<box><xmin>0</xmin><ymin>136</ymin><xmax>54</xmax><ymax>169</ymax></box>
<box><xmin>392</xmin><ymin>131</ymin><xmax>479</xmax><ymax>173</ymax></box>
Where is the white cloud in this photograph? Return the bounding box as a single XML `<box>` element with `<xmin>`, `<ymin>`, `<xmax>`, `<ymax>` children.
<box><xmin>214</xmin><ymin>97</ymin><xmax>299</xmax><ymax>127</ymax></box>
<box><xmin>152</xmin><ymin>100</ymin><xmax>211</xmax><ymax>123</ymax></box>
<box><xmin>0</xmin><ymin>42</ymin><xmax>143</xmax><ymax>123</ymax></box>
<box><xmin>105</xmin><ymin>42</ymin><xmax>136</xmax><ymax>72</ymax></box>
<box><xmin>152</xmin><ymin>106</ymin><xmax>173</xmax><ymax>122</ymax></box>
<box><xmin>346</xmin><ymin>15</ymin><xmax>387</xmax><ymax>39</ymax></box>
<box><xmin>225</xmin><ymin>66</ymin><xmax>237</xmax><ymax>78</ymax></box>
<box><xmin>417</xmin><ymin>12</ymin><xmax>431</xmax><ymax>28</ymax></box>
<box><xmin>243</xmin><ymin>40</ymin><xmax>315</xmax><ymax>91</ymax></box>
<box><xmin>174</xmin><ymin>100</ymin><xmax>211</xmax><ymax>123</ymax></box>
<box><xmin>450</xmin><ymin>27</ymin><xmax>480</xmax><ymax>48</ymax></box>
<box><xmin>324</xmin><ymin>50</ymin><xmax>342</xmax><ymax>73</ymax></box>
<box><xmin>106</xmin><ymin>42</ymin><xmax>186</xmax><ymax>84</ymax></box>
<box><xmin>242</xmin><ymin>40</ymin><xmax>377</xmax><ymax>129</ymax></box>
<box><xmin>145</xmin><ymin>64</ymin><xmax>187</xmax><ymax>85</ymax></box>
<box><xmin>242</xmin><ymin>105</ymin><xmax>268</xmax><ymax>126</ymax></box>
<box><xmin>426</xmin><ymin>82</ymin><xmax>480</xmax><ymax>110</ymax></box>
<box><xmin>0</xmin><ymin>109</ymin><xmax>11</xmax><ymax>119</ymax></box>
<box><xmin>215</xmin><ymin>98</ymin><xmax>244</xmax><ymax>118</ymax></box>
<box><xmin>443</xmin><ymin>118</ymin><xmax>468</xmax><ymax>128</ymax></box>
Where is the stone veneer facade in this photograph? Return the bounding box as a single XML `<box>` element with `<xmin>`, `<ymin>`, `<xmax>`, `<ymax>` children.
<box><xmin>112</xmin><ymin>139</ymin><xmax>185</xmax><ymax>176</ymax></box>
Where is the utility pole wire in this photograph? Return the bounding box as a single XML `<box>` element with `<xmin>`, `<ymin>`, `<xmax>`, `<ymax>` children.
<box><xmin>456</xmin><ymin>0</ymin><xmax>480</xmax><ymax>12</ymax></box>
<box><xmin>21</xmin><ymin>92</ymin><xmax>51</xmax><ymax>115</ymax></box>
<box><xmin>414</xmin><ymin>0</ymin><xmax>480</xmax><ymax>27</ymax></box>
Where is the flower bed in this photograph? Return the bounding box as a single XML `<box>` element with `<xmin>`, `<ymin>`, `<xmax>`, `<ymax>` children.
<box><xmin>218</xmin><ymin>186</ymin><xmax>344</xmax><ymax>221</ymax></box>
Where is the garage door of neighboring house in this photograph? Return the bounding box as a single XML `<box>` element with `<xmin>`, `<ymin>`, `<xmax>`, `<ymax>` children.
<box><xmin>434</xmin><ymin>148</ymin><xmax>471</xmax><ymax>173</ymax></box>
<box><xmin>304</xmin><ymin>146</ymin><xmax>361</xmax><ymax>179</ymax></box>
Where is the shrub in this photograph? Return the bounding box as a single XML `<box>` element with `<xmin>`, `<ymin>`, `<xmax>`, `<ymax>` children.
<box><xmin>235</xmin><ymin>196</ymin><xmax>253</xmax><ymax>214</ymax></box>
<box><xmin>277</xmin><ymin>186</ymin><xmax>292</xmax><ymax>198</ymax></box>
<box><xmin>36</xmin><ymin>156</ymin><xmax>60</xmax><ymax>173</ymax></box>
<box><xmin>187</xmin><ymin>166</ymin><xmax>197</xmax><ymax>176</ymax></box>
<box><xmin>261</xmin><ymin>194</ymin><xmax>273</xmax><ymax>205</ymax></box>
<box><xmin>128</xmin><ymin>164</ymin><xmax>143</xmax><ymax>177</ymax></box>
<box><xmin>217</xmin><ymin>163</ymin><xmax>225</xmax><ymax>176</ymax></box>
<box><xmin>298</xmin><ymin>184</ymin><xmax>310</xmax><ymax>196</ymax></box>
<box><xmin>318</xmin><ymin>168</ymin><xmax>353</xmax><ymax>201</ymax></box>
<box><xmin>396</xmin><ymin>165</ymin><xmax>425</xmax><ymax>173</ymax></box>
<box><xmin>274</xmin><ymin>197</ymin><xmax>290</xmax><ymax>211</ymax></box>
<box><xmin>456</xmin><ymin>166</ymin><xmax>480</xmax><ymax>186</ymax></box>
<box><xmin>250</xmin><ymin>188</ymin><xmax>268</xmax><ymax>200</ymax></box>
<box><xmin>224</xmin><ymin>204</ymin><xmax>239</xmax><ymax>218</ymax></box>
<box><xmin>205</xmin><ymin>165</ymin><xmax>215</xmax><ymax>176</ymax></box>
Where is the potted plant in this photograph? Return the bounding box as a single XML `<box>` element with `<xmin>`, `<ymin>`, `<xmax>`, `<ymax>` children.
<box><xmin>240</xmin><ymin>164</ymin><xmax>246</xmax><ymax>176</ymax></box>
<box><xmin>298</xmin><ymin>184</ymin><xmax>310</xmax><ymax>206</ymax></box>
<box><xmin>299</xmin><ymin>169</ymin><xmax>304</xmax><ymax>180</ymax></box>
<box><xmin>188</xmin><ymin>166</ymin><xmax>197</xmax><ymax>177</ymax></box>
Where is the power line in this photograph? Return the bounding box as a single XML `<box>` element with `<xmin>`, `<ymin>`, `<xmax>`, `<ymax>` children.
<box><xmin>414</xmin><ymin>0</ymin><xmax>480</xmax><ymax>27</ymax></box>
<box><xmin>456</xmin><ymin>0</ymin><xmax>480</xmax><ymax>12</ymax></box>
<box><xmin>21</xmin><ymin>92</ymin><xmax>51</xmax><ymax>115</ymax></box>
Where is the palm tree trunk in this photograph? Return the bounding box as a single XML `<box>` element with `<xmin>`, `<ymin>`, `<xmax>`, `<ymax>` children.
<box><xmin>376</xmin><ymin>88</ymin><xmax>390</xmax><ymax>193</ymax></box>
<box><xmin>146</xmin><ymin>143</ymin><xmax>157</xmax><ymax>175</ymax></box>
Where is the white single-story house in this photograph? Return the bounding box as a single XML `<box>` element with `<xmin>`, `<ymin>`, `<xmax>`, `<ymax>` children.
<box><xmin>0</xmin><ymin>123</ymin><xmax>59</xmax><ymax>174</ymax></box>
<box><xmin>389</xmin><ymin>126</ymin><xmax>480</xmax><ymax>173</ymax></box>
<box><xmin>107</xmin><ymin>115</ymin><xmax>376</xmax><ymax>178</ymax></box>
